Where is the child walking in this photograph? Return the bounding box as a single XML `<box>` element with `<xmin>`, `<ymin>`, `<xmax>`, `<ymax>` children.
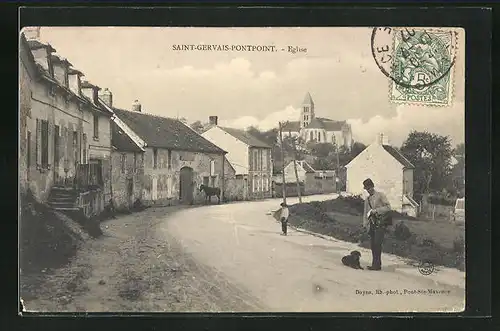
<box><xmin>279</xmin><ymin>202</ymin><xmax>289</xmax><ymax>236</ymax></box>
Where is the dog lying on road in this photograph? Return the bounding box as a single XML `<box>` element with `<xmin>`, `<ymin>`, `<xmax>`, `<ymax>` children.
<box><xmin>341</xmin><ymin>250</ymin><xmax>363</xmax><ymax>270</ymax></box>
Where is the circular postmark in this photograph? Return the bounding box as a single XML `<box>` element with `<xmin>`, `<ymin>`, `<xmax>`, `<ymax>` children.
<box><xmin>418</xmin><ymin>261</ymin><xmax>435</xmax><ymax>276</ymax></box>
<box><xmin>371</xmin><ymin>27</ymin><xmax>456</xmax><ymax>90</ymax></box>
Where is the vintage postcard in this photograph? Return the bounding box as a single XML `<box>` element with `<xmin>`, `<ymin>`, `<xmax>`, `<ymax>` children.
<box><xmin>19</xmin><ymin>26</ymin><xmax>465</xmax><ymax>313</ymax></box>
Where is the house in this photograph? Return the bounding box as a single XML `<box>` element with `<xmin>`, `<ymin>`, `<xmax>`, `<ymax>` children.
<box><xmin>345</xmin><ymin>133</ymin><xmax>419</xmax><ymax>216</ymax></box>
<box><xmin>281</xmin><ymin>92</ymin><xmax>354</xmax><ymax>150</ymax></box>
<box><xmin>201</xmin><ymin>116</ymin><xmax>273</xmax><ymax>200</ymax></box>
<box><xmin>274</xmin><ymin>160</ymin><xmax>337</xmax><ymax>195</ymax></box>
<box><xmin>19</xmin><ymin>28</ymin><xmax>113</xmax><ymax>218</ymax></box>
<box><xmin>99</xmin><ymin>103</ymin><xmax>228</xmax><ymax>206</ymax></box>
<box><xmin>109</xmin><ymin>111</ymin><xmax>146</xmax><ymax>210</ymax></box>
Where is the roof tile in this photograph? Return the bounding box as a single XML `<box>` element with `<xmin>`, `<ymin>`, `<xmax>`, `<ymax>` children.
<box><xmin>111</xmin><ymin>122</ymin><xmax>143</xmax><ymax>153</ymax></box>
<box><xmin>112</xmin><ymin>108</ymin><xmax>226</xmax><ymax>154</ymax></box>
<box><xmin>219</xmin><ymin>127</ymin><xmax>271</xmax><ymax>148</ymax></box>
<box><xmin>382</xmin><ymin>145</ymin><xmax>415</xmax><ymax>169</ymax></box>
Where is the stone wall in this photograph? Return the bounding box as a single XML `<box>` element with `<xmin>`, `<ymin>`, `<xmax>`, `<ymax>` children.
<box><xmin>110</xmin><ymin>151</ymin><xmax>144</xmax><ymax>210</ymax></box>
<box><xmin>142</xmin><ymin>148</ymin><xmax>225</xmax><ymax>206</ymax></box>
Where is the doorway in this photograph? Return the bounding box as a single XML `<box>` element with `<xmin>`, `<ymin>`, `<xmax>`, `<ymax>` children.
<box><xmin>179</xmin><ymin>166</ymin><xmax>194</xmax><ymax>204</ymax></box>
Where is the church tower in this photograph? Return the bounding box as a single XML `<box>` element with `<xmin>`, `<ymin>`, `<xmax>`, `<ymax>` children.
<box><xmin>300</xmin><ymin>92</ymin><xmax>315</xmax><ymax>128</ymax></box>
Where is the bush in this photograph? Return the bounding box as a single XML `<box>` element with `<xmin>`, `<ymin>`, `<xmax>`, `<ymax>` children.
<box><xmin>394</xmin><ymin>221</ymin><xmax>412</xmax><ymax>240</ymax></box>
<box><xmin>427</xmin><ymin>193</ymin><xmax>456</xmax><ymax>206</ymax></box>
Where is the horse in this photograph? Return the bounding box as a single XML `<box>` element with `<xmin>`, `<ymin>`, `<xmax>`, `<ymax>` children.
<box><xmin>199</xmin><ymin>184</ymin><xmax>221</xmax><ymax>204</ymax></box>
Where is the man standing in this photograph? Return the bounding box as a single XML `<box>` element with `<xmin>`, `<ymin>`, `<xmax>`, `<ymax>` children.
<box><xmin>279</xmin><ymin>202</ymin><xmax>289</xmax><ymax>236</ymax></box>
<box><xmin>362</xmin><ymin>178</ymin><xmax>392</xmax><ymax>271</ymax></box>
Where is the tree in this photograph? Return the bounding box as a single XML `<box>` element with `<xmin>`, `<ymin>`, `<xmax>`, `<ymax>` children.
<box><xmin>400</xmin><ymin>131</ymin><xmax>453</xmax><ymax>198</ymax></box>
<box><xmin>454</xmin><ymin>142</ymin><xmax>465</xmax><ymax>158</ymax></box>
<box><xmin>351</xmin><ymin>142</ymin><xmax>367</xmax><ymax>158</ymax></box>
<box><xmin>190</xmin><ymin>120</ymin><xmax>205</xmax><ymax>133</ymax></box>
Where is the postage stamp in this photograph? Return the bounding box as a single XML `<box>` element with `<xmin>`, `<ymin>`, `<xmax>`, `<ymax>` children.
<box><xmin>371</xmin><ymin>27</ymin><xmax>459</xmax><ymax>106</ymax></box>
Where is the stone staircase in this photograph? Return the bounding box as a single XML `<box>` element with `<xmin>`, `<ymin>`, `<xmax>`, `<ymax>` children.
<box><xmin>47</xmin><ymin>187</ymin><xmax>79</xmax><ymax>211</ymax></box>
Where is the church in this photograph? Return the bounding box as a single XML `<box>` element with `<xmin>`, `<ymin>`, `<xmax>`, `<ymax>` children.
<box><xmin>281</xmin><ymin>92</ymin><xmax>354</xmax><ymax>150</ymax></box>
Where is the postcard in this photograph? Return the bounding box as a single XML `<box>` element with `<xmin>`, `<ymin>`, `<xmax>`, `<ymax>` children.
<box><xmin>19</xmin><ymin>26</ymin><xmax>465</xmax><ymax>313</ymax></box>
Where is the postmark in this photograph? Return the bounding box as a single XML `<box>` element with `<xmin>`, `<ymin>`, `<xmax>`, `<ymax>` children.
<box><xmin>371</xmin><ymin>27</ymin><xmax>458</xmax><ymax>106</ymax></box>
<box><xmin>418</xmin><ymin>261</ymin><xmax>436</xmax><ymax>276</ymax></box>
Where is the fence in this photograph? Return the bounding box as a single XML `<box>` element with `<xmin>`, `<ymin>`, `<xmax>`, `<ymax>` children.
<box><xmin>274</xmin><ymin>182</ymin><xmax>305</xmax><ymax>198</ymax></box>
<box><xmin>418</xmin><ymin>203</ymin><xmax>454</xmax><ymax>221</ymax></box>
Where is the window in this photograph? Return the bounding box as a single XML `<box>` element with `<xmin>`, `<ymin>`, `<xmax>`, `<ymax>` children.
<box><xmin>153</xmin><ymin>148</ymin><xmax>158</xmax><ymax>169</ymax></box>
<box><xmin>262</xmin><ymin>150</ymin><xmax>267</xmax><ymax>171</ymax></box>
<box><xmin>93</xmin><ymin>115</ymin><xmax>99</xmax><ymax>139</ymax></box>
<box><xmin>264</xmin><ymin>177</ymin><xmax>269</xmax><ymax>192</ymax></box>
<box><xmin>203</xmin><ymin>176</ymin><xmax>209</xmax><ymax>186</ymax></box>
<box><xmin>167</xmin><ymin>176</ymin><xmax>173</xmax><ymax>198</ymax></box>
<box><xmin>54</xmin><ymin>126</ymin><xmax>60</xmax><ymax>168</ymax></box>
<box><xmin>310</xmin><ymin>131</ymin><xmax>313</xmax><ymax>141</ymax></box>
<box><xmin>133</xmin><ymin>152</ymin><xmax>137</xmax><ymax>172</ymax></box>
<box><xmin>37</xmin><ymin>119</ymin><xmax>49</xmax><ymax>168</ymax></box>
<box><xmin>73</xmin><ymin>131</ymin><xmax>79</xmax><ymax>164</ymax></box>
<box><xmin>26</xmin><ymin>131</ymin><xmax>31</xmax><ymax>168</ymax></box>
<box><xmin>167</xmin><ymin>150</ymin><xmax>172</xmax><ymax>169</ymax></box>
<box><xmin>210</xmin><ymin>176</ymin><xmax>216</xmax><ymax>187</ymax></box>
<box><xmin>121</xmin><ymin>154</ymin><xmax>126</xmax><ymax>174</ymax></box>
<box><xmin>253</xmin><ymin>150</ymin><xmax>258</xmax><ymax>170</ymax></box>
<box><xmin>253</xmin><ymin>177</ymin><xmax>257</xmax><ymax>192</ymax></box>
<box><xmin>323</xmin><ymin>131</ymin><xmax>326</xmax><ymax>141</ymax></box>
<box><xmin>304</xmin><ymin>107</ymin><xmax>309</xmax><ymax>113</ymax></box>
<box><xmin>210</xmin><ymin>160</ymin><xmax>215</xmax><ymax>176</ymax></box>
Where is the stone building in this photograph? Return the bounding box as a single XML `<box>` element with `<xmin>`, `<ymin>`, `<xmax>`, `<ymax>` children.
<box><xmin>19</xmin><ymin>29</ymin><xmax>113</xmax><ymax>217</ymax></box>
<box><xmin>274</xmin><ymin>160</ymin><xmax>337</xmax><ymax>196</ymax></box>
<box><xmin>109</xmin><ymin>119</ymin><xmax>145</xmax><ymax>211</ymax></box>
<box><xmin>281</xmin><ymin>92</ymin><xmax>354</xmax><ymax>150</ymax></box>
<box><xmin>345</xmin><ymin>133</ymin><xmax>419</xmax><ymax>216</ymax></box>
<box><xmin>99</xmin><ymin>102</ymin><xmax>228</xmax><ymax>206</ymax></box>
<box><xmin>201</xmin><ymin>116</ymin><xmax>273</xmax><ymax>200</ymax></box>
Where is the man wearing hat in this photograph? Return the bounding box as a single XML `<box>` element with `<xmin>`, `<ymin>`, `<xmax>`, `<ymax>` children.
<box><xmin>362</xmin><ymin>178</ymin><xmax>392</xmax><ymax>271</ymax></box>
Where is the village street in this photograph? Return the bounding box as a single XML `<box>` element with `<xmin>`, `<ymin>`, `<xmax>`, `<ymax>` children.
<box><xmin>24</xmin><ymin>194</ymin><xmax>465</xmax><ymax>313</ymax></box>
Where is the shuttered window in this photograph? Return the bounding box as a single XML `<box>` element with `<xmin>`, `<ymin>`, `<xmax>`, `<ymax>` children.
<box><xmin>93</xmin><ymin>115</ymin><xmax>99</xmax><ymax>139</ymax></box>
<box><xmin>210</xmin><ymin>160</ymin><xmax>215</xmax><ymax>176</ymax></box>
<box><xmin>37</xmin><ymin>119</ymin><xmax>49</xmax><ymax>168</ymax></box>
<box><xmin>121</xmin><ymin>154</ymin><xmax>126</xmax><ymax>174</ymax></box>
<box><xmin>82</xmin><ymin>133</ymin><xmax>87</xmax><ymax>164</ymax></box>
<box><xmin>26</xmin><ymin>131</ymin><xmax>31</xmax><ymax>168</ymax></box>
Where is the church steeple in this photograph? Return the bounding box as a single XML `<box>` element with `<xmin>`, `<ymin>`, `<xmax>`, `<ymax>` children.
<box><xmin>300</xmin><ymin>92</ymin><xmax>315</xmax><ymax>129</ymax></box>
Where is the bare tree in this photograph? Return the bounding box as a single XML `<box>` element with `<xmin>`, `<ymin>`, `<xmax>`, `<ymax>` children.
<box><xmin>288</xmin><ymin>128</ymin><xmax>303</xmax><ymax>203</ymax></box>
<box><xmin>278</xmin><ymin>122</ymin><xmax>287</xmax><ymax>204</ymax></box>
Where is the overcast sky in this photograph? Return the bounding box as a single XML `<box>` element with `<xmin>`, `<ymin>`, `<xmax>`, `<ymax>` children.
<box><xmin>36</xmin><ymin>27</ymin><xmax>465</xmax><ymax>147</ymax></box>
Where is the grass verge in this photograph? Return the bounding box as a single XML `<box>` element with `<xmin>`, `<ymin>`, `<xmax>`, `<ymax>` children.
<box><xmin>287</xmin><ymin>196</ymin><xmax>465</xmax><ymax>271</ymax></box>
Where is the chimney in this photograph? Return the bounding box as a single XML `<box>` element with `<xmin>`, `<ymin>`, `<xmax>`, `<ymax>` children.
<box><xmin>209</xmin><ymin>116</ymin><xmax>218</xmax><ymax>126</ymax></box>
<box><xmin>99</xmin><ymin>88</ymin><xmax>113</xmax><ymax>108</ymax></box>
<box><xmin>376</xmin><ymin>133</ymin><xmax>389</xmax><ymax>145</ymax></box>
<box><xmin>132</xmin><ymin>99</ymin><xmax>142</xmax><ymax>112</ymax></box>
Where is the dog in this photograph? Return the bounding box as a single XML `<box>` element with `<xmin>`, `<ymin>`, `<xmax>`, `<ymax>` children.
<box><xmin>341</xmin><ymin>250</ymin><xmax>363</xmax><ymax>270</ymax></box>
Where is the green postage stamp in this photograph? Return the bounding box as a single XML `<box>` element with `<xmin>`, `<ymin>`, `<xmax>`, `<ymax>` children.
<box><xmin>371</xmin><ymin>27</ymin><xmax>459</xmax><ymax>106</ymax></box>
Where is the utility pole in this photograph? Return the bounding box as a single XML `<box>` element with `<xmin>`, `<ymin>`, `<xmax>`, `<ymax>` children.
<box><xmin>278</xmin><ymin>121</ymin><xmax>287</xmax><ymax>204</ymax></box>
<box><xmin>289</xmin><ymin>129</ymin><xmax>303</xmax><ymax>203</ymax></box>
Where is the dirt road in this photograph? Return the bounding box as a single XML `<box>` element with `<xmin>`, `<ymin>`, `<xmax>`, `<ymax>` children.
<box><xmin>166</xmin><ymin>195</ymin><xmax>466</xmax><ymax>313</ymax></box>
<box><xmin>22</xmin><ymin>206</ymin><xmax>262</xmax><ymax>312</ymax></box>
<box><xmin>22</xmin><ymin>194</ymin><xmax>465</xmax><ymax>313</ymax></box>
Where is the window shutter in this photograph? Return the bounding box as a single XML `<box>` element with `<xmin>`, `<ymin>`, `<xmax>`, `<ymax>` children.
<box><xmin>36</xmin><ymin>119</ymin><xmax>41</xmax><ymax>167</ymax></box>
<box><xmin>82</xmin><ymin>133</ymin><xmax>88</xmax><ymax>164</ymax></box>
<box><xmin>47</xmin><ymin>122</ymin><xmax>53</xmax><ymax>167</ymax></box>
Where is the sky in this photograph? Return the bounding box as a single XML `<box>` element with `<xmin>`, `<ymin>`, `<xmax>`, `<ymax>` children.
<box><xmin>34</xmin><ymin>27</ymin><xmax>465</xmax><ymax>147</ymax></box>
